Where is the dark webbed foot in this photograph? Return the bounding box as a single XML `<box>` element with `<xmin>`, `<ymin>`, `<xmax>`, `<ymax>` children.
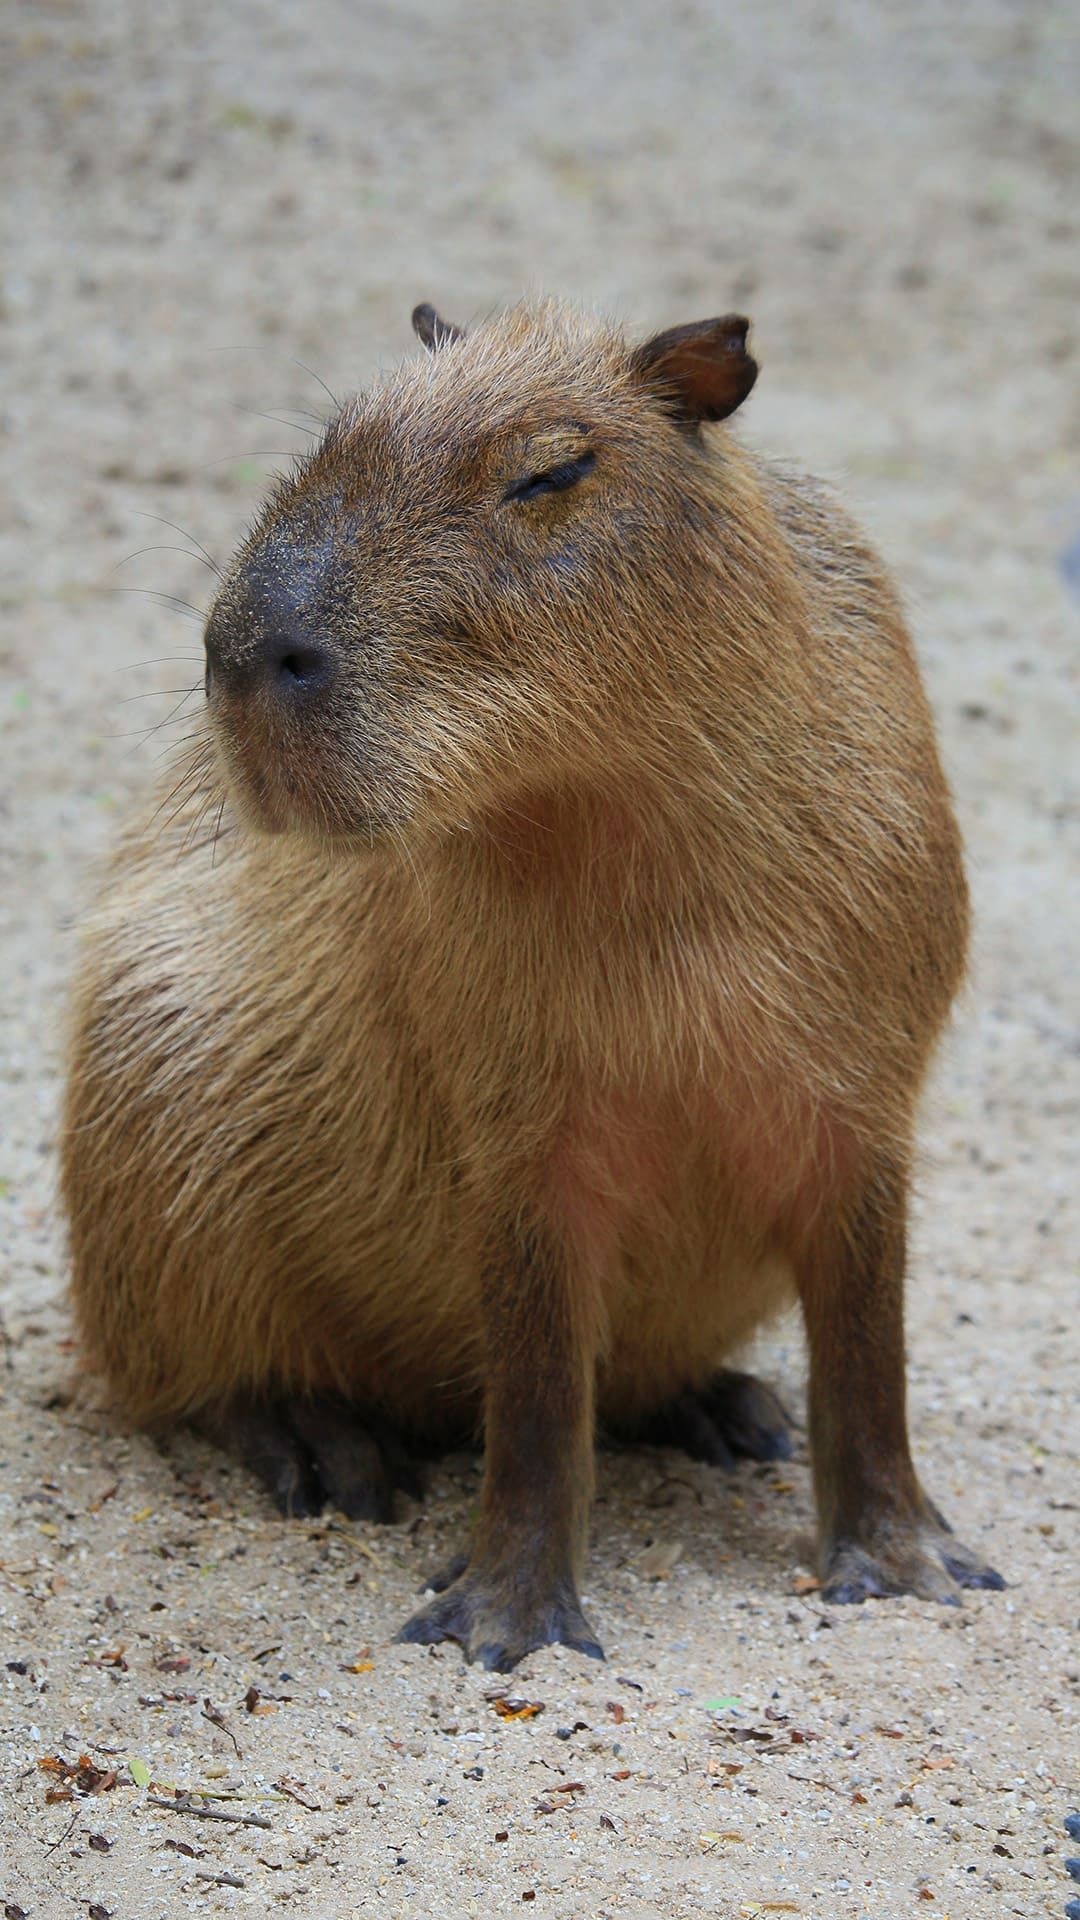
<box><xmin>629</xmin><ymin>1368</ymin><xmax>795</xmax><ymax>1469</ymax></box>
<box><xmin>823</xmin><ymin>1506</ymin><xmax>1005</xmax><ymax>1606</ymax></box>
<box><xmin>196</xmin><ymin>1394</ymin><xmax>422</xmax><ymax>1521</ymax></box>
<box><xmin>396</xmin><ymin>1568</ymin><xmax>604</xmax><ymax>1672</ymax></box>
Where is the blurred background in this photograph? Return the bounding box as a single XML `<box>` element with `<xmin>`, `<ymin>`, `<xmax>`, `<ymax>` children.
<box><xmin>2</xmin><ymin>3</ymin><xmax>1077</xmax><ymax>1914</ymax></box>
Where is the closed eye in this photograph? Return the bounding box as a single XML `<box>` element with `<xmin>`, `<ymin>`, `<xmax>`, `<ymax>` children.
<box><xmin>503</xmin><ymin>450</ymin><xmax>597</xmax><ymax>504</ymax></box>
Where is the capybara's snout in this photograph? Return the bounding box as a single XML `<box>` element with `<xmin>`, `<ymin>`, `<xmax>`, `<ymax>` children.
<box><xmin>204</xmin><ymin>538</ymin><xmax>341</xmax><ymax>708</ymax></box>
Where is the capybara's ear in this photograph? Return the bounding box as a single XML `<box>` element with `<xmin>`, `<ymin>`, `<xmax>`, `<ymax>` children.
<box><xmin>412</xmin><ymin>303</ymin><xmax>465</xmax><ymax>350</ymax></box>
<box><xmin>631</xmin><ymin>315</ymin><xmax>757</xmax><ymax>423</ymax></box>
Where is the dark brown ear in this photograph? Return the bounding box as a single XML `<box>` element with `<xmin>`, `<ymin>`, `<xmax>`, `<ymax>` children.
<box><xmin>632</xmin><ymin>315</ymin><xmax>757</xmax><ymax>423</ymax></box>
<box><xmin>412</xmin><ymin>303</ymin><xmax>464</xmax><ymax>350</ymax></box>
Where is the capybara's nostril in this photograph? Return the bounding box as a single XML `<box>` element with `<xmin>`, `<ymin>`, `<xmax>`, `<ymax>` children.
<box><xmin>276</xmin><ymin>645</ymin><xmax>333</xmax><ymax>693</ymax></box>
<box><xmin>203</xmin><ymin>584</ymin><xmax>336</xmax><ymax>702</ymax></box>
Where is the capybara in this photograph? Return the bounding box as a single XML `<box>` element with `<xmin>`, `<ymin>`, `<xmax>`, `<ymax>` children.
<box><xmin>61</xmin><ymin>297</ymin><xmax>1003</xmax><ymax>1669</ymax></box>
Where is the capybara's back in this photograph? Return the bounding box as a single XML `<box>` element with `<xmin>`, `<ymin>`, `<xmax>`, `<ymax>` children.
<box><xmin>62</xmin><ymin>298</ymin><xmax>1001</xmax><ymax>1668</ymax></box>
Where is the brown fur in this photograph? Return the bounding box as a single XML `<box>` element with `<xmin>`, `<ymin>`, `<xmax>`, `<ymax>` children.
<box><xmin>61</xmin><ymin>298</ymin><xmax>1001</xmax><ymax>1666</ymax></box>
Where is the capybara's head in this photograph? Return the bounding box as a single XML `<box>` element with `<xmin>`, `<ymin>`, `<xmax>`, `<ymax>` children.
<box><xmin>203</xmin><ymin>300</ymin><xmax>757</xmax><ymax>840</ymax></box>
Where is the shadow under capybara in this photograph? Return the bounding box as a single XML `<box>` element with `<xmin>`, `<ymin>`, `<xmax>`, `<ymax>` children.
<box><xmin>61</xmin><ymin>297</ymin><xmax>1003</xmax><ymax>1669</ymax></box>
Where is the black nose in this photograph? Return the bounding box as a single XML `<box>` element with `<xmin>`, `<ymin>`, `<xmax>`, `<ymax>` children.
<box><xmin>204</xmin><ymin>546</ymin><xmax>338</xmax><ymax>703</ymax></box>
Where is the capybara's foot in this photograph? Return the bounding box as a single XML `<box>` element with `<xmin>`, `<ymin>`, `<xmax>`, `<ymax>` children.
<box><xmin>822</xmin><ymin>1508</ymin><xmax>1004</xmax><ymax>1606</ymax></box>
<box><xmin>631</xmin><ymin>1368</ymin><xmax>794</xmax><ymax>1469</ymax></box>
<box><xmin>196</xmin><ymin>1394</ymin><xmax>422</xmax><ymax>1521</ymax></box>
<box><xmin>396</xmin><ymin>1568</ymin><xmax>604</xmax><ymax>1672</ymax></box>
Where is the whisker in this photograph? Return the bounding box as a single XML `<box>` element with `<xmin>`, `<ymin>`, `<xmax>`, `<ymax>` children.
<box><xmin>132</xmin><ymin>510</ymin><xmax>224</xmax><ymax>580</ymax></box>
<box><xmin>142</xmin><ymin>688</ymin><xmax>203</xmax><ymax>737</ymax></box>
<box><xmin>290</xmin><ymin>356</ymin><xmax>339</xmax><ymax>412</ymax></box>
<box><xmin>210</xmin><ymin>795</ymin><xmax>229</xmax><ymax>867</ymax></box>
<box><xmin>196</xmin><ymin>448</ymin><xmax>293</xmax><ymax>472</ymax></box>
<box><xmin>231</xmin><ymin>403</ymin><xmax>317</xmax><ymax>438</ymax></box>
<box><xmin>114</xmin><ymin>655</ymin><xmax>203</xmax><ymax>671</ymax></box>
<box><xmin>182</xmin><ymin>785</ymin><xmax>222</xmax><ymax>857</ymax></box>
<box><xmin>150</xmin><ymin>751</ymin><xmax>215</xmax><ymax>838</ymax></box>
<box><xmin>151</xmin><ymin>728</ymin><xmax>208</xmax><ymax>763</ymax></box>
<box><xmin>118</xmin><ymin>685</ymin><xmax>203</xmax><ymax>704</ymax></box>
<box><xmin>108</xmin><ymin>587</ymin><xmax>206</xmax><ymax>622</ymax></box>
<box><xmin>111</xmin><ymin>544</ymin><xmax>221</xmax><ymax>576</ymax></box>
<box><xmin>206</xmin><ymin>343</ymin><xmax>339</xmax><ymax>415</ymax></box>
<box><xmin>114</xmin><ymin>689</ymin><xmax>203</xmax><ymax>753</ymax></box>
<box><xmin>114</xmin><ymin>720</ymin><xmax>200</xmax><ymax>744</ymax></box>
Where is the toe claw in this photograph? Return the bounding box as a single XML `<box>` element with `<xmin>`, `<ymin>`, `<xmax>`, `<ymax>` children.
<box><xmin>943</xmin><ymin>1553</ymin><xmax>1005</xmax><ymax>1591</ymax></box>
<box><xmin>475</xmin><ymin>1642</ymin><xmax>513</xmax><ymax>1672</ymax></box>
<box><xmin>822</xmin><ymin>1505</ymin><xmax>1004</xmax><ymax>1609</ymax></box>
<box><xmin>420</xmin><ymin>1553</ymin><xmax>469</xmax><ymax>1596</ymax></box>
<box><xmin>396</xmin><ymin>1569</ymin><xmax>603</xmax><ymax>1669</ymax></box>
<box><xmin>203</xmin><ymin>1393</ymin><xmax>423</xmax><ymax>1524</ymax></box>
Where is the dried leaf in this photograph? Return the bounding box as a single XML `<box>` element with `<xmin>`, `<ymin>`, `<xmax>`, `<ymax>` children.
<box><xmin>791</xmin><ymin>1573</ymin><xmax>821</xmax><ymax>1594</ymax></box>
<box><xmin>342</xmin><ymin>1659</ymin><xmax>374</xmax><ymax>1674</ymax></box>
<box><xmin>37</xmin><ymin>1754</ymin><xmax>118</xmax><ymax>1797</ymax></box>
<box><xmin>492</xmin><ymin>1697</ymin><xmax>544</xmax><ymax>1721</ymax></box>
<box><xmin>535</xmin><ymin>1782</ymin><xmax>586</xmax><ymax>1815</ymax></box>
<box><xmin>607</xmin><ymin>1702</ymin><xmax>626</xmax><ymax>1724</ymax></box>
<box><xmin>274</xmin><ymin>1776</ymin><xmax>321</xmax><ymax>1811</ymax></box>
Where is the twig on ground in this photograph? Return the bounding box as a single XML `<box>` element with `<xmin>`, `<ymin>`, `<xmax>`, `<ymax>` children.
<box><xmin>147</xmin><ymin>1794</ymin><xmax>272</xmax><ymax>1830</ymax></box>
<box><xmin>43</xmin><ymin>1807</ymin><xmax>80</xmax><ymax>1856</ymax></box>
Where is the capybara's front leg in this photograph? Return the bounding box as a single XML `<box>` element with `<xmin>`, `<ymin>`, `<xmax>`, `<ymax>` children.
<box><xmin>796</xmin><ymin>1155</ymin><xmax>1003</xmax><ymax>1603</ymax></box>
<box><xmin>397</xmin><ymin>1224</ymin><xmax>603</xmax><ymax>1671</ymax></box>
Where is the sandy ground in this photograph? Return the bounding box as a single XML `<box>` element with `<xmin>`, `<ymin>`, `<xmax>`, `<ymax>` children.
<box><xmin>2</xmin><ymin>2</ymin><xmax>1078</xmax><ymax>1916</ymax></box>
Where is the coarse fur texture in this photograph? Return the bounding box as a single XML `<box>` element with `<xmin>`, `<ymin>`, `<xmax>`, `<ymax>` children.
<box><xmin>61</xmin><ymin>297</ymin><xmax>1002</xmax><ymax>1667</ymax></box>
